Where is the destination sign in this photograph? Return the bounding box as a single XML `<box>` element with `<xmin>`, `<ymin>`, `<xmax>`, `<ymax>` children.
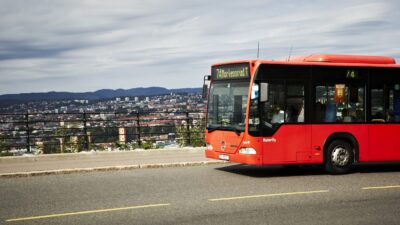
<box><xmin>212</xmin><ymin>64</ymin><xmax>250</xmax><ymax>80</ymax></box>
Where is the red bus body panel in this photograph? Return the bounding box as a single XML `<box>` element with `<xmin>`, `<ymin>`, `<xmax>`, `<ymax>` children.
<box><xmin>262</xmin><ymin>125</ymin><xmax>312</xmax><ymax>164</ymax></box>
<box><xmin>368</xmin><ymin>124</ymin><xmax>400</xmax><ymax>161</ymax></box>
<box><xmin>205</xmin><ymin>130</ymin><xmax>263</xmax><ymax>165</ymax></box>
<box><xmin>206</xmin><ymin>124</ymin><xmax>400</xmax><ymax>165</ymax></box>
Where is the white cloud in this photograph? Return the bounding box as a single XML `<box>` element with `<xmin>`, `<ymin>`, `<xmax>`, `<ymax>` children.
<box><xmin>0</xmin><ymin>0</ymin><xmax>399</xmax><ymax>94</ymax></box>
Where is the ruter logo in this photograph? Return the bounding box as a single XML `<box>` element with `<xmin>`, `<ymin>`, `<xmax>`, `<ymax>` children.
<box><xmin>221</xmin><ymin>141</ymin><xmax>226</xmax><ymax>151</ymax></box>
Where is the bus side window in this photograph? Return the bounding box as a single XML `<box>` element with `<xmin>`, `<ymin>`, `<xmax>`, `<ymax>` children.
<box><xmin>285</xmin><ymin>84</ymin><xmax>304</xmax><ymax>123</ymax></box>
<box><xmin>371</xmin><ymin>88</ymin><xmax>385</xmax><ymax>122</ymax></box>
<box><xmin>393</xmin><ymin>85</ymin><xmax>400</xmax><ymax>122</ymax></box>
<box><xmin>325</xmin><ymin>102</ymin><xmax>337</xmax><ymax>122</ymax></box>
<box><xmin>342</xmin><ymin>108</ymin><xmax>352</xmax><ymax>122</ymax></box>
<box><xmin>370</xmin><ymin>86</ymin><xmax>400</xmax><ymax>123</ymax></box>
<box><xmin>260</xmin><ymin>83</ymin><xmax>285</xmax><ymax>125</ymax></box>
<box><xmin>315</xmin><ymin>84</ymin><xmax>365</xmax><ymax>123</ymax></box>
<box><xmin>314</xmin><ymin>102</ymin><xmax>326</xmax><ymax>122</ymax></box>
<box><xmin>286</xmin><ymin>98</ymin><xmax>304</xmax><ymax>123</ymax></box>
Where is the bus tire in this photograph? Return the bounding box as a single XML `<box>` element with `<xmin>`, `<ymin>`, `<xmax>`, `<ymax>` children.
<box><xmin>325</xmin><ymin>140</ymin><xmax>354</xmax><ymax>175</ymax></box>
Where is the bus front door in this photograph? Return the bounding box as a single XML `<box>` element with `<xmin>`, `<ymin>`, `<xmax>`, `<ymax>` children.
<box><xmin>262</xmin><ymin>125</ymin><xmax>312</xmax><ymax>164</ymax></box>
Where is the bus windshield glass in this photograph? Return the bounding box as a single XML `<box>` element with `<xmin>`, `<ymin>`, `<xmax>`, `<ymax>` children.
<box><xmin>207</xmin><ymin>81</ymin><xmax>249</xmax><ymax>133</ymax></box>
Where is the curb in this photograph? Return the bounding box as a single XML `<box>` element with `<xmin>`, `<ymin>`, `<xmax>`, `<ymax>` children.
<box><xmin>0</xmin><ymin>160</ymin><xmax>231</xmax><ymax>178</ymax></box>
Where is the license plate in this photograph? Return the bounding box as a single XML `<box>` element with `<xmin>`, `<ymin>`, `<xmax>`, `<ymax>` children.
<box><xmin>219</xmin><ymin>154</ymin><xmax>229</xmax><ymax>161</ymax></box>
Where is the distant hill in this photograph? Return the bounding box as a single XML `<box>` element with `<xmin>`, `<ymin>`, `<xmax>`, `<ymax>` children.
<box><xmin>0</xmin><ymin>87</ymin><xmax>202</xmax><ymax>107</ymax></box>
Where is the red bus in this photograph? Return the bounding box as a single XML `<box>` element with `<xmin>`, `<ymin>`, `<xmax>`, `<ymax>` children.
<box><xmin>204</xmin><ymin>54</ymin><xmax>400</xmax><ymax>174</ymax></box>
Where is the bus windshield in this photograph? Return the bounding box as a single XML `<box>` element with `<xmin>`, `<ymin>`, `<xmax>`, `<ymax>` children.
<box><xmin>207</xmin><ymin>81</ymin><xmax>249</xmax><ymax>133</ymax></box>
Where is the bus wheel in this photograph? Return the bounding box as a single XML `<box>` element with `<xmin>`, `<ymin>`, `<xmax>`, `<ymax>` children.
<box><xmin>325</xmin><ymin>140</ymin><xmax>354</xmax><ymax>175</ymax></box>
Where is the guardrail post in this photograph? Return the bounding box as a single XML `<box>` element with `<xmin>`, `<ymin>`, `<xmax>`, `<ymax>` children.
<box><xmin>136</xmin><ymin>112</ymin><xmax>141</xmax><ymax>148</ymax></box>
<box><xmin>25</xmin><ymin>113</ymin><xmax>31</xmax><ymax>153</ymax></box>
<box><xmin>186</xmin><ymin>112</ymin><xmax>191</xmax><ymax>146</ymax></box>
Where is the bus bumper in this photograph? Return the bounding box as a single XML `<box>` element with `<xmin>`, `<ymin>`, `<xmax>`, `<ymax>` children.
<box><xmin>205</xmin><ymin>150</ymin><xmax>262</xmax><ymax>165</ymax></box>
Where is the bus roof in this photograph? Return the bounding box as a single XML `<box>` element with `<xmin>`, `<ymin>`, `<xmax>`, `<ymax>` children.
<box><xmin>212</xmin><ymin>54</ymin><xmax>400</xmax><ymax>68</ymax></box>
<box><xmin>288</xmin><ymin>54</ymin><xmax>396</xmax><ymax>64</ymax></box>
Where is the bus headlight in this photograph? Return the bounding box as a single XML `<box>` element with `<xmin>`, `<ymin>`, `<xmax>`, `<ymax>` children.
<box><xmin>239</xmin><ymin>147</ymin><xmax>257</xmax><ymax>155</ymax></box>
<box><xmin>206</xmin><ymin>144</ymin><xmax>213</xmax><ymax>150</ymax></box>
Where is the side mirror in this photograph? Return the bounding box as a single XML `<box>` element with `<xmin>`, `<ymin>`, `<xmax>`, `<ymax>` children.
<box><xmin>202</xmin><ymin>84</ymin><xmax>208</xmax><ymax>98</ymax></box>
<box><xmin>260</xmin><ymin>83</ymin><xmax>269</xmax><ymax>102</ymax></box>
<box><xmin>202</xmin><ymin>75</ymin><xmax>211</xmax><ymax>98</ymax></box>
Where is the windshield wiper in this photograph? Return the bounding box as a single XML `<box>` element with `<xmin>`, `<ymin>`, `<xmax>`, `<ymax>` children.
<box><xmin>232</xmin><ymin>127</ymin><xmax>242</xmax><ymax>136</ymax></box>
<box><xmin>207</xmin><ymin>126</ymin><xmax>227</xmax><ymax>133</ymax></box>
<box><xmin>207</xmin><ymin>126</ymin><xmax>242</xmax><ymax>136</ymax></box>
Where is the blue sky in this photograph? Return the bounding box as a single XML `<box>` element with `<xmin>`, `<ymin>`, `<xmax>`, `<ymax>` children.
<box><xmin>0</xmin><ymin>0</ymin><xmax>399</xmax><ymax>94</ymax></box>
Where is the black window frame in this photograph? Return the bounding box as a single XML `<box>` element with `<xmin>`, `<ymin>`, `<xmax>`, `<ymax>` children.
<box><xmin>248</xmin><ymin>63</ymin><xmax>400</xmax><ymax>137</ymax></box>
<box><xmin>249</xmin><ymin>64</ymin><xmax>311</xmax><ymax>136</ymax></box>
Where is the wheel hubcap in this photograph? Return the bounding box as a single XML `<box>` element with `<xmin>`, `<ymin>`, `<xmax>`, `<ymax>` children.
<box><xmin>331</xmin><ymin>146</ymin><xmax>350</xmax><ymax>167</ymax></box>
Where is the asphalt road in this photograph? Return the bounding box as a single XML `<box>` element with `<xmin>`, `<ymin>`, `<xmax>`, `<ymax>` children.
<box><xmin>1</xmin><ymin>164</ymin><xmax>400</xmax><ymax>225</ymax></box>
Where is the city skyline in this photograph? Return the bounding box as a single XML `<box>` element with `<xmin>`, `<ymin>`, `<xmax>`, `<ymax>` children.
<box><xmin>1</xmin><ymin>0</ymin><xmax>400</xmax><ymax>95</ymax></box>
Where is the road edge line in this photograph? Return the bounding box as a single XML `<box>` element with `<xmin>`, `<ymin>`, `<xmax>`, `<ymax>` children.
<box><xmin>0</xmin><ymin>161</ymin><xmax>231</xmax><ymax>178</ymax></box>
<box><xmin>6</xmin><ymin>203</ymin><xmax>171</xmax><ymax>222</ymax></box>
<box><xmin>208</xmin><ymin>190</ymin><xmax>330</xmax><ymax>202</ymax></box>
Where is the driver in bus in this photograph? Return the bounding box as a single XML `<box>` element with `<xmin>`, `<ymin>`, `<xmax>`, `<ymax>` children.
<box><xmin>271</xmin><ymin>106</ymin><xmax>284</xmax><ymax>124</ymax></box>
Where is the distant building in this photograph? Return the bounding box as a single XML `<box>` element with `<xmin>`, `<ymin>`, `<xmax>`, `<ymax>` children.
<box><xmin>125</xmin><ymin>97</ymin><xmax>130</xmax><ymax>102</ymax></box>
<box><xmin>100</xmin><ymin>113</ymin><xmax>107</xmax><ymax>120</ymax></box>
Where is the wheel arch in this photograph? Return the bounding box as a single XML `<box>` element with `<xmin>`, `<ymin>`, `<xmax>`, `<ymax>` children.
<box><xmin>323</xmin><ymin>132</ymin><xmax>359</xmax><ymax>163</ymax></box>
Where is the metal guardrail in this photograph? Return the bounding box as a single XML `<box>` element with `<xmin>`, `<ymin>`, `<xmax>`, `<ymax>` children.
<box><xmin>0</xmin><ymin>111</ymin><xmax>206</xmax><ymax>154</ymax></box>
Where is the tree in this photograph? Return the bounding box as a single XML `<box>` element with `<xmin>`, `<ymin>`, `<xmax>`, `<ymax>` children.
<box><xmin>141</xmin><ymin>139</ymin><xmax>155</xmax><ymax>149</ymax></box>
<box><xmin>189</xmin><ymin>120</ymin><xmax>205</xmax><ymax>147</ymax></box>
<box><xmin>42</xmin><ymin>141</ymin><xmax>60</xmax><ymax>154</ymax></box>
<box><xmin>0</xmin><ymin>134</ymin><xmax>12</xmax><ymax>156</ymax></box>
<box><xmin>176</xmin><ymin>119</ymin><xmax>205</xmax><ymax>147</ymax></box>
